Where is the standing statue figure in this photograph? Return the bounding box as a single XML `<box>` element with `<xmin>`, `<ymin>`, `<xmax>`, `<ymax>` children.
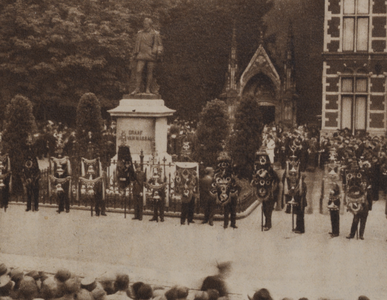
<box><xmin>131</xmin><ymin>18</ymin><xmax>163</xmax><ymax>95</ymax></box>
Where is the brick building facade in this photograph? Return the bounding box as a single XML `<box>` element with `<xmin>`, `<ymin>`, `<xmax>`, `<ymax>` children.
<box><xmin>322</xmin><ymin>0</ymin><xmax>387</xmax><ymax>136</ymax></box>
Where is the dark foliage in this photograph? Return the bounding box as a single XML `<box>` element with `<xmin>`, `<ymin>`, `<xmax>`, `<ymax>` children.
<box><xmin>2</xmin><ymin>95</ymin><xmax>37</xmax><ymax>194</ymax></box>
<box><xmin>75</xmin><ymin>92</ymin><xmax>104</xmax><ymax>161</ymax></box>
<box><xmin>228</xmin><ymin>95</ymin><xmax>263</xmax><ymax>178</ymax></box>
<box><xmin>193</xmin><ymin>99</ymin><xmax>229</xmax><ymax>167</ymax></box>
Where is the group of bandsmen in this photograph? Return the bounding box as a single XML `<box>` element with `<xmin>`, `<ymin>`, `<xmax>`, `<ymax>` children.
<box><xmin>0</xmin><ymin>120</ymin><xmax>117</xmax><ymax>216</ymax></box>
<box><xmin>258</xmin><ymin>124</ymin><xmax>387</xmax><ymax>240</ymax></box>
<box><xmin>3</xmin><ymin>116</ymin><xmax>387</xmax><ymax>239</ymax></box>
<box><xmin>321</xmin><ymin>130</ymin><xmax>386</xmax><ymax>240</ymax></box>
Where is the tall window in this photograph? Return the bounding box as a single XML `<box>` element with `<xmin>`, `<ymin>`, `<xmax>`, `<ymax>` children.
<box><xmin>341</xmin><ymin>77</ymin><xmax>368</xmax><ymax>132</ymax></box>
<box><xmin>343</xmin><ymin>0</ymin><xmax>369</xmax><ymax>51</ymax></box>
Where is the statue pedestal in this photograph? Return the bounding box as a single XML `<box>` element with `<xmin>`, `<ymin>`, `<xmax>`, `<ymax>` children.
<box><xmin>108</xmin><ymin>94</ymin><xmax>175</xmax><ymax>164</ymax></box>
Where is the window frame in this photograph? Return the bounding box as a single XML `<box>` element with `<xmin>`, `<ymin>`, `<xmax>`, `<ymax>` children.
<box><xmin>342</xmin><ymin>0</ymin><xmax>369</xmax><ymax>52</ymax></box>
<box><xmin>340</xmin><ymin>76</ymin><xmax>368</xmax><ymax>133</ymax></box>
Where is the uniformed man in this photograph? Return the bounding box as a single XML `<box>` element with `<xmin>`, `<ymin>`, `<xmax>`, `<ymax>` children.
<box><xmin>51</xmin><ymin>145</ymin><xmax>72</xmax><ymax>214</ymax></box>
<box><xmin>147</xmin><ymin>167</ymin><xmax>166</xmax><ymax>222</ymax></box>
<box><xmin>327</xmin><ymin>182</ymin><xmax>340</xmax><ymax>237</ymax></box>
<box><xmin>22</xmin><ymin>139</ymin><xmax>40</xmax><ymax>212</ymax></box>
<box><xmin>201</xmin><ymin>168</ymin><xmax>215</xmax><ymax>226</ymax></box>
<box><xmin>132</xmin><ymin>163</ymin><xmax>145</xmax><ymax>221</ymax></box>
<box><xmin>0</xmin><ymin>146</ymin><xmax>12</xmax><ymax>212</ymax></box>
<box><xmin>346</xmin><ymin>163</ymin><xmax>373</xmax><ymax>240</ymax></box>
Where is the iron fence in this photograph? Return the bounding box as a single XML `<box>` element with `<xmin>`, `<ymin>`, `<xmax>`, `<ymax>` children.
<box><xmin>9</xmin><ymin>161</ymin><xmax>256</xmax><ymax>217</ymax></box>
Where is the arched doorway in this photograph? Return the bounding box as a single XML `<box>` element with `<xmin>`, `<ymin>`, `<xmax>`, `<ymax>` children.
<box><xmin>259</xmin><ymin>104</ymin><xmax>276</xmax><ymax>124</ymax></box>
<box><xmin>242</xmin><ymin>73</ymin><xmax>278</xmax><ymax>124</ymax></box>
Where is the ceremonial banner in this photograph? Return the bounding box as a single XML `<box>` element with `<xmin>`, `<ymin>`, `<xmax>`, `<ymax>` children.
<box><xmin>173</xmin><ymin>162</ymin><xmax>199</xmax><ymax>203</ymax></box>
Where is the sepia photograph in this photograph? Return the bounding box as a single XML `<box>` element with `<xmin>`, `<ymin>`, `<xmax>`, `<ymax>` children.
<box><xmin>0</xmin><ymin>1</ymin><xmax>386</xmax><ymax>300</ymax></box>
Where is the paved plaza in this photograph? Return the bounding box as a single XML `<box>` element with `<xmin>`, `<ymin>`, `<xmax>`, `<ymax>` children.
<box><xmin>1</xmin><ymin>169</ymin><xmax>387</xmax><ymax>300</ymax></box>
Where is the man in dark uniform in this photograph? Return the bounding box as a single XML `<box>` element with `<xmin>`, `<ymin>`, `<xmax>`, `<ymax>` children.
<box><xmin>284</xmin><ymin>167</ymin><xmax>307</xmax><ymax>233</ymax></box>
<box><xmin>251</xmin><ymin>149</ymin><xmax>279</xmax><ymax>231</ymax></box>
<box><xmin>212</xmin><ymin>152</ymin><xmax>240</xmax><ymax>229</ymax></box>
<box><xmin>346</xmin><ymin>164</ymin><xmax>373</xmax><ymax>240</ymax></box>
<box><xmin>328</xmin><ymin>182</ymin><xmax>341</xmax><ymax>237</ymax></box>
<box><xmin>117</xmin><ymin>145</ymin><xmax>136</xmax><ymax>217</ymax></box>
<box><xmin>347</xmin><ymin>194</ymin><xmax>372</xmax><ymax>240</ymax></box>
<box><xmin>0</xmin><ymin>146</ymin><xmax>12</xmax><ymax>212</ymax></box>
<box><xmin>293</xmin><ymin>179</ymin><xmax>307</xmax><ymax>234</ymax></box>
<box><xmin>132</xmin><ymin>163</ymin><xmax>145</xmax><ymax>221</ymax></box>
<box><xmin>22</xmin><ymin>142</ymin><xmax>40</xmax><ymax>212</ymax></box>
<box><xmin>201</xmin><ymin>168</ymin><xmax>215</xmax><ymax>226</ymax></box>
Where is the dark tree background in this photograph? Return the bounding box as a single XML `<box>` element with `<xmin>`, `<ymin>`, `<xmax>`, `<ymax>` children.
<box><xmin>159</xmin><ymin>0</ymin><xmax>275</xmax><ymax>120</ymax></box>
<box><xmin>2</xmin><ymin>95</ymin><xmax>37</xmax><ymax>194</ymax></box>
<box><xmin>193</xmin><ymin>99</ymin><xmax>229</xmax><ymax>167</ymax></box>
<box><xmin>228</xmin><ymin>95</ymin><xmax>263</xmax><ymax>179</ymax></box>
<box><xmin>0</xmin><ymin>0</ymin><xmax>323</xmax><ymax>125</ymax></box>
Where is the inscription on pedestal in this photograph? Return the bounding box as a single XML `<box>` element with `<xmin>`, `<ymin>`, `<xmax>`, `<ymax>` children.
<box><xmin>117</xmin><ymin>118</ymin><xmax>156</xmax><ymax>155</ymax></box>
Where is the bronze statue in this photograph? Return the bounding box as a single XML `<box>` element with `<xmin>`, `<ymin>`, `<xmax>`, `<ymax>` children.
<box><xmin>131</xmin><ymin>18</ymin><xmax>163</xmax><ymax>95</ymax></box>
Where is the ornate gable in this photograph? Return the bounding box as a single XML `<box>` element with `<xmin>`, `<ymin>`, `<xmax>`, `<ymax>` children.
<box><xmin>239</xmin><ymin>45</ymin><xmax>281</xmax><ymax>96</ymax></box>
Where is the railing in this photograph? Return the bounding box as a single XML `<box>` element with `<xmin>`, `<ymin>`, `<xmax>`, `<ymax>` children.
<box><xmin>9</xmin><ymin>163</ymin><xmax>257</xmax><ymax>217</ymax></box>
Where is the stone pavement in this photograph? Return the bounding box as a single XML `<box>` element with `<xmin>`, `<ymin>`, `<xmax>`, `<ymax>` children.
<box><xmin>1</xmin><ymin>168</ymin><xmax>387</xmax><ymax>300</ymax></box>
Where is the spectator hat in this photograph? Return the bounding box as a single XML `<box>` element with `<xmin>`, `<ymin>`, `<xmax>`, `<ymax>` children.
<box><xmin>137</xmin><ymin>284</ymin><xmax>153</xmax><ymax>300</ymax></box>
<box><xmin>80</xmin><ymin>277</ymin><xmax>97</xmax><ymax>292</ymax></box>
<box><xmin>54</xmin><ymin>269</ymin><xmax>71</xmax><ymax>283</ymax></box>
<box><xmin>0</xmin><ymin>264</ymin><xmax>8</xmax><ymax>277</ymax></box>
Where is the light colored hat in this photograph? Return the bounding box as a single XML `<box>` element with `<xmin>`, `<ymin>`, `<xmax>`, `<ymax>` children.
<box><xmin>80</xmin><ymin>277</ymin><xmax>97</xmax><ymax>292</ymax></box>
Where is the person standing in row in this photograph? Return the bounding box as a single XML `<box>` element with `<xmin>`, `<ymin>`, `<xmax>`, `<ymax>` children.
<box><xmin>132</xmin><ymin>163</ymin><xmax>145</xmax><ymax>221</ymax></box>
<box><xmin>201</xmin><ymin>168</ymin><xmax>215</xmax><ymax>226</ymax></box>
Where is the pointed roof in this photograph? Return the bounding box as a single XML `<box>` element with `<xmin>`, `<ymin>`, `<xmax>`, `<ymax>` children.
<box><xmin>239</xmin><ymin>44</ymin><xmax>281</xmax><ymax>96</ymax></box>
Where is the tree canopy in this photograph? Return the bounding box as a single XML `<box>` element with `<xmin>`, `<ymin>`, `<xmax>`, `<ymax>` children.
<box><xmin>193</xmin><ymin>99</ymin><xmax>229</xmax><ymax>167</ymax></box>
<box><xmin>228</xmin><ymin>95</ymin><xmax>263</xmax><ymax>178</ymax></box>
<box><xmin>2</xmin><ymin>94</ymin><xmax>37</xmax><ymax>176</ymax></box>
<box><xmin>0</xmin><ymin>0</ymin><xmax>275</xmax><ymax>125</ymax></box>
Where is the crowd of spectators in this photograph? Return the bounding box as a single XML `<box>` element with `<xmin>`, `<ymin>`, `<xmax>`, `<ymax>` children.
<box><xmin>167</xmin><ymin>118</ymin><xmax>196</xmax><ymax>161</ymax></box>
<box><xmin>30</xmin><ymin>120</ymin><xmax>116</xmax><ymax>162</ymax></box>
<box><xmin>0</xmin><ymin>262</ymin><xmax>371</xmax><ymax>300</ymax></box>
<box><xmin>261</xmin><ymin>123</ymin><xmax>320</xmax><ymax>172</ymax></box>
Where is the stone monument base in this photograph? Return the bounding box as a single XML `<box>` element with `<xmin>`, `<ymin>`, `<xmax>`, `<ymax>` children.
<box><xmin>108</xmin><ymin>95</ymin><xmax>175</xmax><ymax>164</ymax></box>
